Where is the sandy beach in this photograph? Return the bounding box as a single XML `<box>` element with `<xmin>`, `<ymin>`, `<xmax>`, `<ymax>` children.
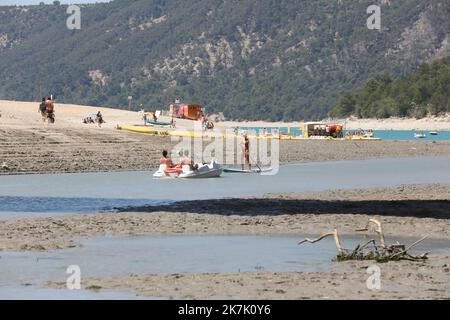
<box><xmin>1</xmin><ymin>101</ymin><xmax>450</xmax><ymax>175</ymax></box>
<box><xmin>339</xmin><ymin>115</ymin><xmax>450</xmax><ymax>131</ymax></box>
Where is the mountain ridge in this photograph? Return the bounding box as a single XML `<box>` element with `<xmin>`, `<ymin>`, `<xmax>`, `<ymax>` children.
<box><xmin>0</xmin><ymin>0</ymin><xmax>449</xmax><ymax>120</ymax></box>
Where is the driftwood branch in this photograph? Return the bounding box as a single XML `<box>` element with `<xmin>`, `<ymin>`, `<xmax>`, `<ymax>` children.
<box><xmin>389</xmin><ymin>235</ymin><xmax>429</xmax><ymax>260</ymax></box>
<box><xmin>301</xmin><ymin>220</ymin><xmax>429</xmax><ymax>262</ymax></box>
<box><xmin>356</xmin><ymin>219</ymin><xmax>386</xmax><ymax>248</ymax></box>
<box><xmin>299</xmin><ymin>229</ymin><xmax>344</xmax><ymax>254</ymax></box>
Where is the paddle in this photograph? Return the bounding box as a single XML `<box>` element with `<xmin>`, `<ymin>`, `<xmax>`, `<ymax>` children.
<box><xmin>250</xmin><ymin>154</ymin><xmax>262</xmax><ymax>173</ymax></box>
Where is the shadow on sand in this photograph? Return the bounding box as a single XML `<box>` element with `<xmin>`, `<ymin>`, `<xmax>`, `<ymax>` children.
<box><xmin>118</xmin><ymin>198</ymin><xmax>450</xmax><ymax>219</ymax></box>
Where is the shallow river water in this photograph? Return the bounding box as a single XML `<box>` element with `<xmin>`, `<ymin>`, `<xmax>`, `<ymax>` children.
<box><xmin>1</xmin><ymin>156</ymin><xmax>450</xmax><ymax>219</ymax></box>
<box><xmin>1</xmin><ymin>234</ymin><xmax>448</xmax><ymax>299</ymax></box>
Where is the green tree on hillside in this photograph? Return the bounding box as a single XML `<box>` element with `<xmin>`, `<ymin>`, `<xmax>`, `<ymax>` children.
<box><xmin>330</xmin><ymin>57</ymin><xmax>450</xmax><ymax>119</ymax></box>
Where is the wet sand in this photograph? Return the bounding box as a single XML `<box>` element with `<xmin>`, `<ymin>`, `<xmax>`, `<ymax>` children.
<box><xmin>49</xmin><ymin>254</ymin><xmax>450</xmax><ymax>299</ymax></box>
<box><xmin>1</xmin><ymin>184</ymin><xmax>449</xmax><ymax>252</ymax></box>
<box><xmin>2</xmin><ymin>183</ymin><xmax>450</xmax><ymax>299</ymax></box>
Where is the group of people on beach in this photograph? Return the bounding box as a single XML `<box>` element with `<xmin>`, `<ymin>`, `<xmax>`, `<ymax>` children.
<box><xmin>38</xmin><ymin>97</ymin><xmax>55</xmax><ymax>124</ymax></box>
<box><xmin>200</xmin><ymin>114</ymin><xmax>214</xmax><ymax>131</ymax></box>
<box><xmin>83</xmin><ymin>111</ymin><xmax>105</xmax><ymax>127</ymax></box>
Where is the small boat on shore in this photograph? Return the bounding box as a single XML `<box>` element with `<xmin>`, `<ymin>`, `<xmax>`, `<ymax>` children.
<box><xmin>145</xmin><ymin>120</ymin><xmax>172</xmax><ymax>126</ymax></box>
<box><xmin>153</xmin><ymin>160</ymin><xmax>223</xmax><ymax>179</ymax></box>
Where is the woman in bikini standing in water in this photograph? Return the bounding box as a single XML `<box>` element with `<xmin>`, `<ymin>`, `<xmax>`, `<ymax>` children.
<box><xmin>242</xmin><ymin>135</ymin><xmax>251</xmax><ymax>171</ymax></box>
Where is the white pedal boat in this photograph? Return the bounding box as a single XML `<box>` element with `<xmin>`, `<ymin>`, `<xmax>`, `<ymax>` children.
<box><xmin>414</xmin><ymin>132</ymin><xmax>426</xmax><ymax>139</ymax></box>
<box><xmin>153</xmin><ymin>159</ymin><xmax>223</xmax><ymax>179</ymax></box>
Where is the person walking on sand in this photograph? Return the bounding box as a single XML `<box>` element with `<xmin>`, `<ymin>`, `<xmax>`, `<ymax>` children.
<box><xmin>96</xmin><ymin>111</ymin><xmax>104</xmax><ymax>127</ymax></box>
<box><xmin>38</xmin><ymin>98</ymin><xmax>47</xmax><ymax>123</ymax></box>
<box><xmin>45</xmin><ymin>97</ymin><xmax>55</xmax><ymax>124</ymax></box>
<box><xmin>241</xmin><ymin>135</ymin><xmax>251</xmax><ymax>171</ymax></box>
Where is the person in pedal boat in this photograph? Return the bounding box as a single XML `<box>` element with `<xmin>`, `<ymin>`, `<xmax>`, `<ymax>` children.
<box><xmin>160</xmin><ymin>150</ymin><xmax>174</xmax><ymax>168</ymax></box>
<box><xmin>178</xmin><ymin>149</ymin><xmax>198</xmax><ymax>171</ymax></box>
<box><xmin>241</xmin><ymin>135</ymin><xmax>251</xmax><ymax>171</ymax></box>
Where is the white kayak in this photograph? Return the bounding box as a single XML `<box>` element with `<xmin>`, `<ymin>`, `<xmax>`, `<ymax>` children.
<box><xmin>153</xmin><ymin>160</ymin><xmax>223</xmax><ymax>179</ymax></box>
<box><xmin>223</xmin><ymin>167</ymin><xmax>273</xmax><ymax>174</ymax></box>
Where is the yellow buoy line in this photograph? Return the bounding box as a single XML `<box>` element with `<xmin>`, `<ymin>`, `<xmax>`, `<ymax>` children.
<box><xmin>117</xmin><ymin>125</ymin><xmax>381</xmax><ymax>141</ymax></box>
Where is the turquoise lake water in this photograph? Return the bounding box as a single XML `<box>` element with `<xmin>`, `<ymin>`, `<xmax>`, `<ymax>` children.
<box><xmin>239</xmin><ymin>127</ymin><xmax>450</xmax><ymax>141</ymax></box>
<box><xmin>367</xmin><ymin>130</ymin><xmax>450</xmax><ymax>141</ymax></box>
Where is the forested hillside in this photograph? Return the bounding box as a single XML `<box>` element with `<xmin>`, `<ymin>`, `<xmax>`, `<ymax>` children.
<box><xmin>330</xmin><ymin>57</ymin><xmax>450</xmax><ymax>119</ymax></box>
<box><xmin>0</xmin><ymin>0</ymin><xmax>449</xmax><ymax>120</ymax></box>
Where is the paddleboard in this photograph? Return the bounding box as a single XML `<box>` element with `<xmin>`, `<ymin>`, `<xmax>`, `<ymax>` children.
<box><xmin>223</xmin><ymin>167</ymin><xmax>273</xmax><ymax>174</ymax></box>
